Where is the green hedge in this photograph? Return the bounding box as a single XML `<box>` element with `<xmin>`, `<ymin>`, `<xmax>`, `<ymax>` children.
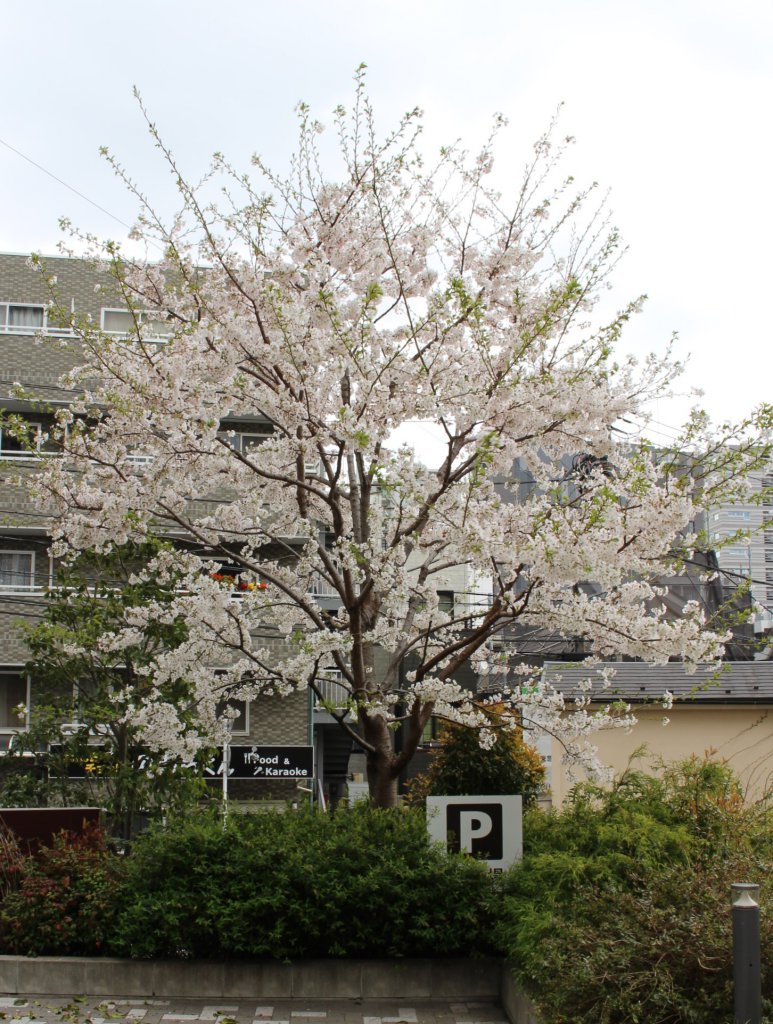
<box><xmin>0</xmin><ymin>757</ymin><xmax>769</xmax><ymax>1024</ymax></box>
<box><xmin>111</xmin><ymin>803</ymin><xmax>498</xmax><ymax>960</ymax></box>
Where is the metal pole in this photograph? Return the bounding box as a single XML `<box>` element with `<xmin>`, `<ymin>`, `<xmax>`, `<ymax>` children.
<box><xmin>222</xmin><ymin>726</ymin><xmax>230</xmax><ymax>829</ymax></box>
<box><xmin>732</xmin><ymin>883</ymin><xmax>761</xmax><ymax>1024</ymax></box>
<box><xmin>308</xmin><ymin>683</ymin><xmax>315</xmax><ymax>810</ymax></box>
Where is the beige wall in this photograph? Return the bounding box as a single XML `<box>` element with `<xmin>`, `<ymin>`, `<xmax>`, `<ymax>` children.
<box><xmin>547</xmin><ymin>703</ymin><xmax>773</xmax><ymax>805</ymax></box>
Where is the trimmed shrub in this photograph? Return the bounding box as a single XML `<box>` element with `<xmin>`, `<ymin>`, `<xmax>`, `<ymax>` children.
<box><xmin>0</xmin><ymin>825</ymin><xmax>126</xmax><ymax>956</ymax></box>
<box><xmin>111</xmin><ymin>802</ymin><xmax>498</xmax><ymax>960</ymax></box>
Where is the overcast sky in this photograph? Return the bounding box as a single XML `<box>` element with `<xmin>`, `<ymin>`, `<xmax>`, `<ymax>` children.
<box><xmin>1</xmin><ymin>0</ymin><xmax>770</xmax><ymax>441</ymax></box>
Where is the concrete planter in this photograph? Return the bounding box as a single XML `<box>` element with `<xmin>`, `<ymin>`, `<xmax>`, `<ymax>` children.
<box><xmin>0</xmin><ymin>956</ymin><xmax>538</xmax><ymax>1023</ymax></box>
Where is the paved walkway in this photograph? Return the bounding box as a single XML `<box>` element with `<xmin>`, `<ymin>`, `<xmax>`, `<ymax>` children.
<box><xmin>0</xmin><ymin>997</ymin><xmax>508</xmax><ymax>1024</ymax></box>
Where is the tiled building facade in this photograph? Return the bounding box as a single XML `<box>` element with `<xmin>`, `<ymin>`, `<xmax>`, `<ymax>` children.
<box><xmin>0</xmin><ymin>252</ymin><xmax>312</xmax><ymax>806</ymax></box>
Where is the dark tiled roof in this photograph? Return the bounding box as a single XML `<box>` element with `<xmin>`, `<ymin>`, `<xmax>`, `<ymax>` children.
<box><xmin>541</xmin><ymin>661</ymin><xmax>773</xmax><ymax>704</ymax></box>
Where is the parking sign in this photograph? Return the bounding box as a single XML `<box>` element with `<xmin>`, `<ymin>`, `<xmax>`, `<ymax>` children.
<box><xmin>426</xmin><ymin>794</ymin><xmax>523</xmax><ymax>870</ymax></box>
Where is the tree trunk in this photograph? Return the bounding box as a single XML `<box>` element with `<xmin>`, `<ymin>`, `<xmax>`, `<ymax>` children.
<box><xmin>361</xmin><ymin>713</ymin><xmax>399</xmax><ymax>808</ymax></box>
<box><xmin>367</xmin><ymin>758</ymin><xmax>399</xmax><ymax>807</ymax></box>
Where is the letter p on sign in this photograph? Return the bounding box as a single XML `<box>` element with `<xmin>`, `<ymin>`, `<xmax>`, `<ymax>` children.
<box><xmin>426</xmin><ymin>795</ymin><xmax>522</xmax><ymax>871</ymax></box>
<box><xmin>459</xmin><ymin>809</ymin><xmax>493</xmax><ymax>850</ymax></box>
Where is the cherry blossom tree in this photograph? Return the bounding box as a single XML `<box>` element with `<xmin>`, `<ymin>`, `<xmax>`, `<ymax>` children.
<box><xmin>32</xmin><ymin>70</ymin><xmax>771</xmax><ymax>806</ymax></box>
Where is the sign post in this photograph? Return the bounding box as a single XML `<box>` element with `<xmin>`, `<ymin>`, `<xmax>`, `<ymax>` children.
<box><xmin>222</xmin><ymin>728</ymin><xmax>231</xmax><ymax>827</ymax></box>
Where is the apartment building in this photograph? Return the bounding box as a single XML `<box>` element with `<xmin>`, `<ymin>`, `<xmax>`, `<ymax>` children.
<box><xmin>0</xmin><ymin>252</ymin><xmax>313</xmax><ymax>807</ymax></box>
<box><xmin>709</xmin><ymin>465</ymin><xmax>773</xmax><ymax>636</ymax></box>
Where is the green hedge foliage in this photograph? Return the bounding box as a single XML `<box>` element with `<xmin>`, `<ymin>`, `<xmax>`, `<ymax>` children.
<box><xmin>495</xmin><ymin>757</ymin><xmax>773</xmax><ymax>1024</ymax></box>
<box><xmin>111</xmin><ymin>803</ymin><xmax>497</xmax><ymax>960</ymax></box>
<box><xmin>0</xmin><ymin>757</ymin><xmax>769</xmax><ymax>1024</ymax></box>
<box><xmin>405</xmin><ymin>713</ymin><xmax>545</xmax><ymax>808</ymax></box>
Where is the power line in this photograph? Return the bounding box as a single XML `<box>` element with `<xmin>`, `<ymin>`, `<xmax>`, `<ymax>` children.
<box><xmin>0</xmin><ymin>137</ymin><xmax>133</xmax><ymax>232</ymax></box>
<box><xmin>0</xmin><ymin>598</ymin><xmax>758</xmax><ymax>660</ymax></box>
<box><xmin>681</xmin><ymin>557</ymin><xmax>773</xmax><ymax>620</ymax></box>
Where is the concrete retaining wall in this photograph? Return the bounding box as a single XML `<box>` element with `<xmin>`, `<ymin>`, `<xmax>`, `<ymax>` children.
<box><xmin>0</xmin><ymin>957</ymin><xmax>539</xmax><ymax>1023</ymax></box>
<box><xmin>0</xmin><ymin>956</ymin><xmax>497</xmax><ymax>999</ymax></box>
<box><xmin>500</xmin><ymin>964</ymin><xmax>540</xmax><ymax>1024</ymax></box>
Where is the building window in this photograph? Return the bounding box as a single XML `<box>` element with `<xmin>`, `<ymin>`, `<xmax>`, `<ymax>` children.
<box><xmin>0</xmin><ymin>671</ymin><xmax>29</xmax><ymax>731</ymax></box>
<box><xmin>419</xmin><ymin>716</ymin><xmax>440</xmax><ymax>746</ymax></box>
<box><xmin>234</xmin><ymin>432</ymin><xmax>267</xmax><ymax>454</ymax></box>
<box><xmin>217</xmin><ymin>697</ymin><xmax>248</xmax><ymax>734</ymax></box>
<box><xmin>437</xmin><ymin>590</ymin><xmax>455</xmax><ymax>614</ymax></box>
<box><xmin>217</xmin><ymin>426</ymin><xmax>272</xmax><ymax>454</ymax></box>
<box><xmin>0</xmin><ymin>551</ymin><xmax>35</xmax><ymax>590</ymax></box>
<box><xmin>0</xmin><ymin>421</ymin><xmax>42</xmax><ymax>458</ymax></box>
<box><xmin>124</xmin><ymin>452</ymin><xmax>155</xmax><ymax>467</ymax></box>
<box><xmin>308</xmin><ymin>572</ymin><xmax>338</xmax><ymax>599</ymax></box>
<box><xmin>72</xmin><ymin>675</ymin><xmax>106</xmax><ymax>716</ymax></box>
<box><xmin>230</xmin><ymin>700</ymin><xmax>248</xmax><ymax>734</ymax></box>
<box><xmin>0</xmin><ymin>303</ymin><xmax>43</xmax><ymax>332</ymax></box>
<box><xmin>723</xmin><ymin>546</ymin><xmax>749</xmax><ymax>559</ymax></box>
<box><xmin>314</xmin><ymin>668</ymin><xmax>349</xmax><ymax>708</ymax></box>
<box><xmin>0</xmin><ymin>303</ymin><xmax>71</xmax><ymax>337</ymax></box>
<box><xmin>101</xmin><ymin>308</ymin><xmax>172</xmax><ymax>341</ymax></box>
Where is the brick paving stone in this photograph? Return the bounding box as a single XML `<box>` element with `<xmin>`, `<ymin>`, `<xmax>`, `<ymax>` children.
<box><xmin>0</xmin><ymin>998</ymin><xmax>507</xmax><ymax>1024</ymax></box>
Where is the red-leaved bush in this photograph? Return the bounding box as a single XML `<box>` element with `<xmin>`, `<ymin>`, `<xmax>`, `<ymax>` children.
<box><xmin>0</xmin><ymin>824</ymin><xmax>125</xmax><ymax>955</ymax></box>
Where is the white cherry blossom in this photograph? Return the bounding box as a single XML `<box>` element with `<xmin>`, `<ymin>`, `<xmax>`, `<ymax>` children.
<box><xmin>32</xmin><ymin>75</ymin><xmax>772</xmax><ymax>805</ymax></box>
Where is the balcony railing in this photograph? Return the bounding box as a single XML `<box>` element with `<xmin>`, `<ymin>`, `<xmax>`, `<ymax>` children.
<box><xmin>0</xmin><ymin>323</ymin><xmax>73</xmax><ymax>338</ymax></box>
<box><xmin>314</xmin><ymin>675</ymin><xmax>350</xmax><ymax>709</ymax></box>
<box><xmin>308</xmin><ymin>573</ymin><xmax>339</xmax><ymax>598</ymax></box>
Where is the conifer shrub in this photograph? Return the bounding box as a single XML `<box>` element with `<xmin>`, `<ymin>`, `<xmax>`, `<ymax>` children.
<box><xmin>495</xmin><ymin>757</ymin><xmax>773</xmax><ymax>1024</ymax></box>
<box><xmin>0</xmin><ymin>825</ymin><xmax>25</xmax><ymax>900</ymax></box>
<box><xmin>405</xmin><ymin>709</ymin><xmax>545</xmax><ymax>807</ymax></box>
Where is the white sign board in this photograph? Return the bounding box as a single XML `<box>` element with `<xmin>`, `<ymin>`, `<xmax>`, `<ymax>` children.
<box><xmin>426</xmin><ymin>794</ymin><xmax>523</xmax><ymax>871</ymax></box>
